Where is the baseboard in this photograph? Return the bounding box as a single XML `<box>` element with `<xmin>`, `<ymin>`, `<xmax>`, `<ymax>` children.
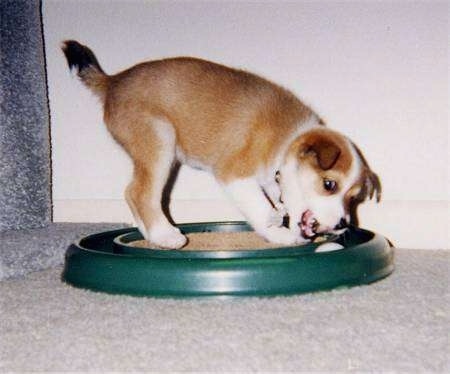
<box><xmin>53</xmin><ymin>199</ymin><xmax>449</xmax><ymax>250</ymax></box>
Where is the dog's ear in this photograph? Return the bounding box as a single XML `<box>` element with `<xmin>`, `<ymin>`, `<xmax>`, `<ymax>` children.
<box><xmin>365</xmin><ymin>169</ymin><xmax>382</xmax><ymax>203</ymax></box>
<box><xmin>351</xmin><ymin>142</ymin><xmax>382</xmax><ymax>203</ymax></box>
<box><xmin>304</xmin><ymin>138</ymin><xmax>341</xmax><ymax>170</ymax></box>
<box><xmin>348</xmin><ymin>169</ymin><xmax>381</xmax><ymax>226</ymax></box>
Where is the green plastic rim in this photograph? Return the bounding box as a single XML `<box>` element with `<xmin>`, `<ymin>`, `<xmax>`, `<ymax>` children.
<box><xmin>62</xmin><ymin>221</ymin><xmax>394</xmax><ymax>297</ymax></box>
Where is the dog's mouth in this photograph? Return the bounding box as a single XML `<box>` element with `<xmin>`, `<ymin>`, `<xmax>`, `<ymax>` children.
<box><xmin>299</xmin><ymin>210</ymin><xmax>318</xmax><ymax>239</ymax></box>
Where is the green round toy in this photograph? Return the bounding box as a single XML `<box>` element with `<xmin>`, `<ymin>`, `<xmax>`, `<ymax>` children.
<box><xmin>62</xmin><ymin>221</ymin><xmax>394</xmax><ymax>297</ymax></box>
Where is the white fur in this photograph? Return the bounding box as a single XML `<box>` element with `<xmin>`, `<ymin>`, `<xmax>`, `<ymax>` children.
<box><xmin>223</xmin><ymin>177</ymin><xmax>304</xmax><ymax>245</ymax></box>
<box><xmin>261</xmin><ymin>113</ymin><xmax>321</xmax><ymax>184</ymax></box>
<box><xmin>147</xmin><ymin>221</ymin><xmax>186</xmax><ymax>249</ymax></box>
<box><xmin>261</xmin><ymin>179</ymin><xmax>285</xmax><ymax>214</ymax></box>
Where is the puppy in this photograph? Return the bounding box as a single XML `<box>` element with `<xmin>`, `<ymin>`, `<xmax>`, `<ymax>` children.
<box><xmin>62</xmin><ymin>40</ymin><xmax>381</xmax><ymax>249</ymax></box>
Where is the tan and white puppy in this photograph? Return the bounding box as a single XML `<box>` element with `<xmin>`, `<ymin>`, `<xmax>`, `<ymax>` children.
<box><xmin>62</xmin><ymin>40</ymin><xmax>381</xmax><ymax>249</ymax></box>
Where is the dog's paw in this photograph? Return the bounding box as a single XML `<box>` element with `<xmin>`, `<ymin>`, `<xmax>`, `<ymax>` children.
<box><xmin>148</xmin><ymin>225</ymin><xmax>187</xmax><ymax>249</ymax></box>
<box><xmin>263</xmin><ymin>226</ymin><xmax>306</xmax><ymax>246</ymax></box>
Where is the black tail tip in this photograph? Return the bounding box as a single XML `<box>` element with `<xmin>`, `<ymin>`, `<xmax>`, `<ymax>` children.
<box><xmin>61</xmin><ymin>40</ymin><xmax>104</xmax><ymax>74</ymax></box>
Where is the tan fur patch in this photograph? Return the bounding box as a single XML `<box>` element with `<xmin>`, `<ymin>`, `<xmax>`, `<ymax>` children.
<box><xmin>283</xmin><ymin>128</ymin><xmax>355</xmax><ymax>197</ymax></box>
<box><xmin>294</xmin><ymin>129</ymin><xmax>353</xmax><ymax>175</ymax></box>
<box><xmin>102</xmin><ymin>58</ymin><xmax>314</xmax><ymax>183</ymax></box>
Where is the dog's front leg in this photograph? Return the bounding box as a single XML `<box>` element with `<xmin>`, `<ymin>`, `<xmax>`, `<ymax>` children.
<box><xmin>223</xmin><ymin>177</ymin><xmax>300</xmax><ymax>245</ymax></box>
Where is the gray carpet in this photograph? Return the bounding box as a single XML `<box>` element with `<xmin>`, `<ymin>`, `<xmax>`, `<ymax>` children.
<box><xmin>1</xmin><ymin>249</ymin><xmax>448</xmax><ymax>372</ymax></box>
<box><xmin>0</xmin><ymin>223</ymin><xmax>129</xmax><ymax>281</ymax></box>
<box><xmin>0</xmin><ymin>0</ymin><xmax>51</xmax><ymax>231</ymax></box>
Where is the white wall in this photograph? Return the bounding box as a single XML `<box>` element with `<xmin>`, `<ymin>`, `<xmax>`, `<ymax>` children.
<box><xmin>43</xmin><ymin>0</ymin><xmax>449</xmax><ymax>249</ymax></box>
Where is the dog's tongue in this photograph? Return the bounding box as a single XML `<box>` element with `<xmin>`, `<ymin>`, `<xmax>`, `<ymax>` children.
<box><xmin>301</xmin><ymin>210</ymin><xmax>316</xmax><ymax>238</ymax></box>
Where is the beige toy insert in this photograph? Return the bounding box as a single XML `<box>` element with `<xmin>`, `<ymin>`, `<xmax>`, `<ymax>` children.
<box><xmin>130</xmin><ymin>231</ymin><xmax>327</xmax><ymax>251</ymax></box>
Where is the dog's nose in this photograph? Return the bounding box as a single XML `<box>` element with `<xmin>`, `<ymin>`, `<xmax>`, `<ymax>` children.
<box><xmin>334</xmin><ymin>218</ymin><xmax>348</xmax><ymax>230</ymax></box>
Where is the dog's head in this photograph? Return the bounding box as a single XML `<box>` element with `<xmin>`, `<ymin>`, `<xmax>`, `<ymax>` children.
<box><xmin>279</xmin><ymin>128</ymin><xmax>381</xmax><ymax>239</ymax></box>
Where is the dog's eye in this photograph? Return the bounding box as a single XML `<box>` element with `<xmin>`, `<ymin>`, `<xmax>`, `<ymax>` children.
<box><xmin>323</xmin><ymin>179</ymin><xmax>338</xmax><ymax>193</ymax></box>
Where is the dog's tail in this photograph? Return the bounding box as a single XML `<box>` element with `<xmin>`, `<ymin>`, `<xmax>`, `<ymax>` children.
<box><xmin>62</xmin><ymin>40</ymin><xmax>109</xmax><ymax>100</ymax></box>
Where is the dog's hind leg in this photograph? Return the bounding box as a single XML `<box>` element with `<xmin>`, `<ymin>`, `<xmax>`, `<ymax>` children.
<box><xmin>116</xmin><ymin>117</ymin><xmax>186</xmax><ymax>249</ymax></box>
